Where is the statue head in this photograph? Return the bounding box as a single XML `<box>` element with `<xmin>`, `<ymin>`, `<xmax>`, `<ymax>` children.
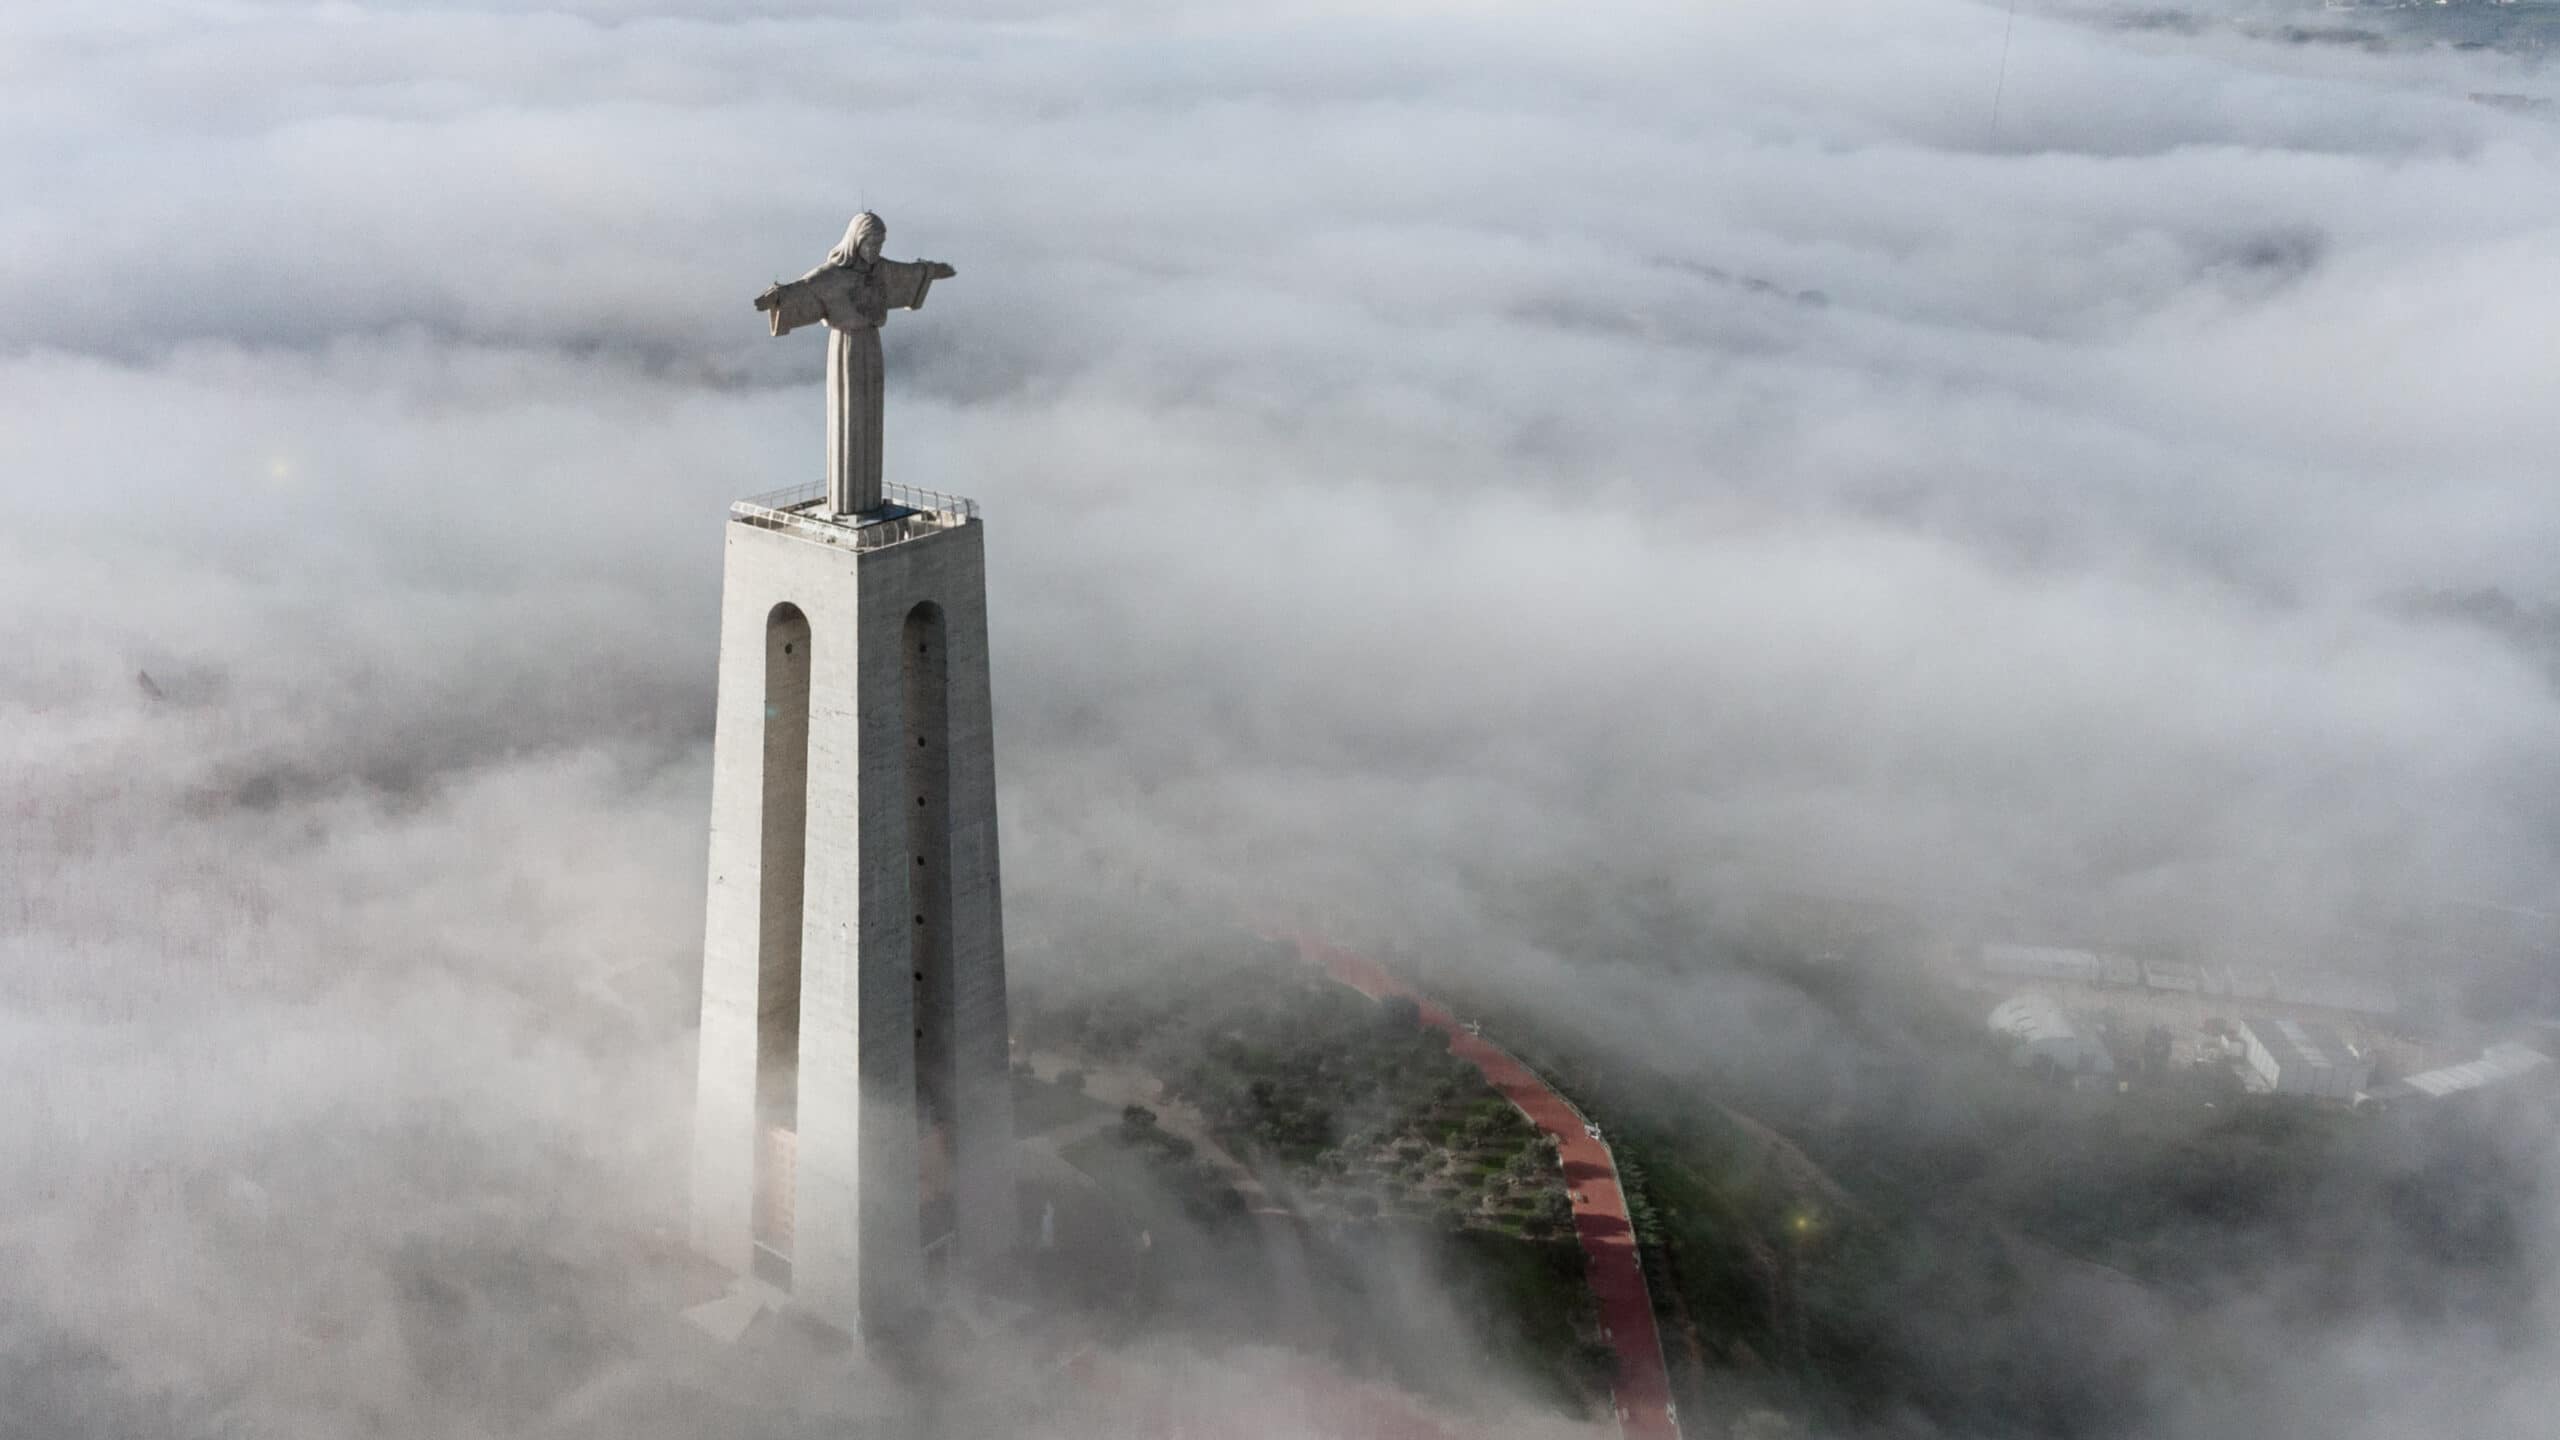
<box><xmin>831</xmin><ymin>211</ymin><xmax>886</xmax><ymax>267</ymax></box>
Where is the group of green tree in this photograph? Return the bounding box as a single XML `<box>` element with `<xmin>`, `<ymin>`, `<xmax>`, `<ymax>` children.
<box><xmin>1023</xmin><ymin>951</ymin><xmax>1579</xmax><ymax>1237</ymax></box>
<box><xmin>1016</xmin><ymin>932</ymin><xmax>1613</xmax><ymax>1409</ymax></box>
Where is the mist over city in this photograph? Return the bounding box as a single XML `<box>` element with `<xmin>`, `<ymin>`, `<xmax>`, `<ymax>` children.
<box><xmin>3</xmin><ymin>1</ymin><xmax>2556</xmax><ymax>1436</ymax></box>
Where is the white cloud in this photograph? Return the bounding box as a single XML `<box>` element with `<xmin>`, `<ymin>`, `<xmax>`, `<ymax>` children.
<box><xmin>4</xmin><ymin>0</ymin><xmax>2557</xmax><ymax>1432</ymax></box>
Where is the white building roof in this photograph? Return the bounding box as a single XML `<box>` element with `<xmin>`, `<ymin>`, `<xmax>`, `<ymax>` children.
<box><xmin>2244</xmin><ymin>1017</ymin><xmax>2355</xmax><ymax>1073</ymax></box>
<box><xmin>1990</xmin><ymin>993</ymin><xmax>2080</xmax><ymax>1044</ymax></box>
<box><xmin>2402</xmin><ymin>1043</ymin><xmax>2552</xmax><ymax>1099</ymax></box>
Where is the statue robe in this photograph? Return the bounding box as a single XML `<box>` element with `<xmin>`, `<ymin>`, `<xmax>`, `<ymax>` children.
<box><xmin>763</xmin><ymin>258</ymin><xmax>939</xmax><ymax>514</ymax></box>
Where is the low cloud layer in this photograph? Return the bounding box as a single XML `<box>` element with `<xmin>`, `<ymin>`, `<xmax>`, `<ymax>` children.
<box><xmin>3</xmin><ymin>0</ymin><xmax>2557</xmax><ymax>1434</ymax></box>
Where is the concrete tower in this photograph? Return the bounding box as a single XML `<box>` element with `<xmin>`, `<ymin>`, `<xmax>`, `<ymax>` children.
<box><xmin>688</xmin><ymin>480</ymin><xmax>1015</xmax><ymax>1335</ymax></box>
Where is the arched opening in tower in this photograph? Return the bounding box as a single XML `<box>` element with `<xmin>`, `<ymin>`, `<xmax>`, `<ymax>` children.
<box><xmin>903</xmin><ymin>600</ymin><xmax>957</xmax><ymax>1265</ymax></box>
<box><xmin>754</xmin><ymin>601</ymin><xmax>811</xmax><ymax>1288</ymax></box>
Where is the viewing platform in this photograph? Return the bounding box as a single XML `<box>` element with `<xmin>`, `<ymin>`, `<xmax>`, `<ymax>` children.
<box><xmin>730</xmin><ymin>479</ymin><xmax>980</xmax><ymax>554</ymax></box>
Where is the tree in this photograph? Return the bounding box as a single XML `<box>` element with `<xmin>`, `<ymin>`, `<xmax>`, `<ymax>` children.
<box><xmin>1119</xmin><ymin>1103</ymin><xmax>1159</xmax><ymax>1141</ymax></box>
<box><xmin>1378</xmin><ymin>995</ymin><xmax>1422</xmax><ymax>1032</ymax></box>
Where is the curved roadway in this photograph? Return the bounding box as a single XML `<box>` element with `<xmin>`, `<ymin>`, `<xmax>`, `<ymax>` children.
<box><xmin>1296</xmin><ymin>937</ymin><xmax>1682</xmax><ymax>1440</ymax></box>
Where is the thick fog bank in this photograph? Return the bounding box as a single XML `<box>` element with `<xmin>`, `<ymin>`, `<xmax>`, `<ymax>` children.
<box><xmin>3</xmin><ymin>0</ymin><xmax>2556</xmax><ymax>1434</ymax></box>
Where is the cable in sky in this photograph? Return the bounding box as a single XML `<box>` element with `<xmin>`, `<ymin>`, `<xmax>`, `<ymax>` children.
<box><xmin>1990</xmin><ymin>0</ymin><xmax>2022</xmax><ymax>142</ymax></box>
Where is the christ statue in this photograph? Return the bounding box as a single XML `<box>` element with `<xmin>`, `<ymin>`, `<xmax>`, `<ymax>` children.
<box><xmin>754</xmin><ymin>211</ymin><xmax>957</xmax><ymax>515</ymax></box>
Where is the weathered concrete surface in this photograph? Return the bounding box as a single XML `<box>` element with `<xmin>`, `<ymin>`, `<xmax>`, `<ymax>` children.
<box><xmin>692</xmin><ymin>506</ymin><xmax>1013</xmax><ymax>1337</ymax></box>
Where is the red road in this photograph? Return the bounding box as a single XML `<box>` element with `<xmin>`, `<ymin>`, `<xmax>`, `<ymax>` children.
<box><xmin>1298</xmin><ymin>937</ymin><xmax>1682</xmax><ymax>1440</ymax></box>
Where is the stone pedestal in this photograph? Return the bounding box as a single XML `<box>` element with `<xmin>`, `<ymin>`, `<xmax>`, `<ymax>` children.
<box><xmin>690</xmin><ymin>497</ymin><xmax>1013</xmax><ymax>1337</ymax></box>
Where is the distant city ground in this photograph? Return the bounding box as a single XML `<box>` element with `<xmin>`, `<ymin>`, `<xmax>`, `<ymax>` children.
<box><xmin>2100</xmin><ymin>0</ymin><xmax>2560</xmax><ymax>59</ymax></box>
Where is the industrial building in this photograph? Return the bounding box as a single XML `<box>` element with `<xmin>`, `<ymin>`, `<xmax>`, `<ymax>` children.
<box><xmin>2141</xmin><ymin>960</ymin><xmax>2202</xmax><ymax>994</ymax></box>
<box><xmin>2239</xmin><ymin>1017</ymin><xmax>2369</xmax><ymax>1100</ymax></box>
<box><xmin>1974</xmin><ymin>942</ymin><xmax>2398</xmax><ymax>1021</ymax></box>
<box><xmin>1990</xmin><ymin>993</ymin><xmax>2114</xmax><ymax>1077</ymax></box>
<box><xmin>2361</xmin><ymin>1042</ymin><xmax>2553</xmax><ymax>1110</ymax></box>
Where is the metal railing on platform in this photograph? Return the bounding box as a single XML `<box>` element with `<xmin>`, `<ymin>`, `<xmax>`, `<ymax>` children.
<box><xmin>729</xmin><ymin>480</ymin><xmax>979</xmax><ymax>553</ymax></box>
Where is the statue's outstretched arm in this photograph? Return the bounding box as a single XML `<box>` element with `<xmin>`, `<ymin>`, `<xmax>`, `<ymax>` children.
<box><xmin>754</xmin><ymin>275</ymin><xmax>828</xmax><ymax>336</ymax></box>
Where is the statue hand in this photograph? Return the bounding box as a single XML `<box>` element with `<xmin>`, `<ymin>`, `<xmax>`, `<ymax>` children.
<box><xmin>928</xmin><ymin>262</ymin><xmax>958</xmax><ymax>280</ymax></box>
